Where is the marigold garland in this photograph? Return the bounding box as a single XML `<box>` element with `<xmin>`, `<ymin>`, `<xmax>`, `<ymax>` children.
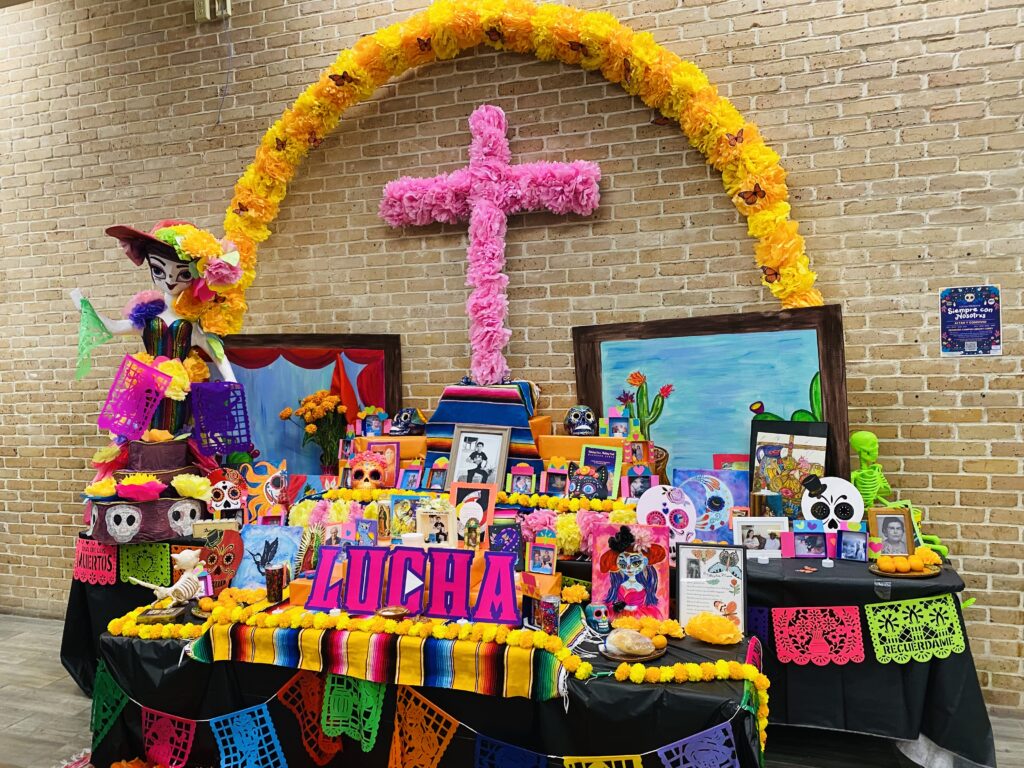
<box><xmin>202</xmin><ymin>0</ymin><xmax>821</xmax><ymax>337</ymax></box>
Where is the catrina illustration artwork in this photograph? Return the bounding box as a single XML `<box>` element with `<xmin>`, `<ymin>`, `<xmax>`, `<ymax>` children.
<box><xmin>592</xmin><ymin>523</ymin><xmax>670</xmax><ymax>621</ymax></box>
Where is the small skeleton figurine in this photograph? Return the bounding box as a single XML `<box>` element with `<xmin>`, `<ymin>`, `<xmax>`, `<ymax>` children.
<box><xmin>129</xmin><ymin>548</ymin><xmax>206</xmax><ymax>606</ymax></box>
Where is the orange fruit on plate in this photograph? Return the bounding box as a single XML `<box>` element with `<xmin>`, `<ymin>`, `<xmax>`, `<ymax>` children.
<box><xmin>908</xmin><ymin>555</ymin><xmax>924</xmax><ymax>572</ymax></box>
<box><xmin>877</xmin><ymin>556</ymin><xmax>896</xmax><ymax>573</ymax></box>
<box><xmin>894</xmin><ymin>557</ymin><xmax>911</xmax><ymax>573</ymax></box>
<box><xmin>651</xmin><ymin>634</ymin><xmax>668</xmax><ymax>649</ymax></box>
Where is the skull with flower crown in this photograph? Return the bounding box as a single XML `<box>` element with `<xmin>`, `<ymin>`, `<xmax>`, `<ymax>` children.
<box><xmin>349</xmin><ymin>450</ymin><xmax>389</xmax><ymax>490</ymax></box>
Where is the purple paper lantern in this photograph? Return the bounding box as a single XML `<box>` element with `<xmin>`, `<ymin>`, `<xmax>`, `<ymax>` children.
<box><xmin>191</xmin><ymin>381</ymin><xmax>251</xmax><ymax>456</ymax></box>
<box><xmin>97</xmin><ymin>355</ymin><xmax>172</xmax><ymax>440</ymax></box>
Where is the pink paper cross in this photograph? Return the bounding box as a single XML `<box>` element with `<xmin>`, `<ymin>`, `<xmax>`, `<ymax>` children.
<box><xmin>379</xmin><ymin>105</ymin><xmax>601</xmax><ymax>385</ymax></box>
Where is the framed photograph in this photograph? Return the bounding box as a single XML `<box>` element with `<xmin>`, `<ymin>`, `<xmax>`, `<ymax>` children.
<box><xmin>449</xmin><ymin>482</ymin><xmax>498</xmax><ymax>547</ymax></box>
<box><xmin>573</xmin><ymin>305</ymin><xmax>850</xmax><ymax>481</ymax></box>
<box><xmin>581</xmin><ymin>444</ymin><xmax>623</xmax><ymax>498</ymax></box>
<box><xmin>417</xmin><ymin>507</ymin><xmax>455</xmax><ymax>546</ymax></box>
<box><xmin>366</xmin><ymin>440</ymin><xmax>401</xmax><ymax>487</ymax></box>
<box><xmin>258</xmin><ymin>514</ymin><xmax>285</xmax><ymax>525</ymax></box>
<box><xmin>539</xmin><ymin>469</ymin><xmax>568</xmax><ymax>496</ymax></box>
<box><xmin>359</xmin><ymin>412</ymin><xmax>390</xmax><ymax>437</ymax></box>
<box><xmin>624</xmin><ymin>441</ymin><xmax>652</xmax><ymax>467</ymax></box>
<box><xmin>794</xmin><ymin>532</ymin><xmax>827</xmax><ymax>558</ymax></box>
<box><xmin>446</xmin><ymin>425</ymin><xmax>512</xmax><ymax>490</ymax></box>
<box><xmin>398</xmin><ymin>465</ymin><xmax>423</xmax><ymax>490</ymax></box>
<box><xmin>374</xmin><ymin>498</ymin><xmax>392</xmax><ymax>540</ymax></box>
<box><xmin>389</xmin><ymin>493</ymin><xmax>428</xmax><ymax>538</ymax></box>
<box><xmin>838</xmin><ymin>529</ymin><xmax>867</xmax><ymax>562</ymax></box>
<box><xmin>732</xmin><ymin>516</ymin><xmax>789</xmax><ymax>559</ymax></box>
<box><xmin>750</xmin><ymin>422</ymin><xmax>829</xmax><ymax>519</ymax></box>
<box><xmin>868</xmin><ymin>507</ymin><xmax>913</xmax><ymax>557</ymax></box>
<box><xmin>621</xmin><ymin>467</ymin><xmax>658</xmax><ymax>500</ymax></box>
<box><xmin>675</xmin><ymin>543</ymin><xmax>746</xmax><ymax>633</ymax></box>
<box><xmin>527</xmin><ymin>542</ymin><xmax>556</xmax><ymax>575</ymax></box>
<box><xmin>505</xmin><ymin>464</ymin><xmax>537</xmax><ymax>495</ymax></box>
<box><xmin>490</xmin><ymin>521</ymin><xmax>525</xmax><ymax>570</ymax></box>
<box><xmin>425</xmin><ymin>466</ymin><xmax>446</xmax><ymax>491</ymax></box>
<box><xmin>223</xmin><ymin>333</ymin><xmax>401</xmax><ymax>477</ymax></box>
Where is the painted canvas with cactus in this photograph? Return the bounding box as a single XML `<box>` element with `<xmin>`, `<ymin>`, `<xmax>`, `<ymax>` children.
<box><xmin>599</xmin><ymin>329</ymin><xmax>821</xmax><ymax>470</ymax></box>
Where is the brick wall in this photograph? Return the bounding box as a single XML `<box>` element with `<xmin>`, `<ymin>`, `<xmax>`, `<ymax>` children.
<box><xmin>0</xmin><ymin>0</ymin><xmax>1021</xmax><ymax>709</ymax></box>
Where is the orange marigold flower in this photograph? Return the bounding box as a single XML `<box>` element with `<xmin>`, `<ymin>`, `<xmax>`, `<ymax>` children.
<box><xmin>305</xmin><ymin>424</ymin><xmax>317</xmax><ymax>434</ymax></box>
<box><xmin>279</xmin><ymin>407</ymin><xmax>294</xmax><ymax>420</ymax></box>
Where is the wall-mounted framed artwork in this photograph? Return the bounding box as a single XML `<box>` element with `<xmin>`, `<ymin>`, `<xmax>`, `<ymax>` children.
<box><xmin>223</xmin><ymin>333</ymin><xmax>402</xmax><ymax>475</ymax></box>
<box><xmin>572</xmin><ymin>305</ymin><xmax>850</xmax><ymax>480</ymax></box>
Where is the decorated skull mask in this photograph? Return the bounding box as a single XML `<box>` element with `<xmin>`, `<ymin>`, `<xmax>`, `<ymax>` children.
<box><xmin>389</xmin><ymin>408</ymin><xmax>426</xmax><ymax>436</ymax></box>
<box><xmin>585</xmin><ymin>603</ymin><xmax>611</xmax><ymax>635</ymax></box>
<box><xmin>564</xmin><ymin>405</ymin><xmax>597</xmax><ymax>436</ymax></box>
<box><xmin>349</xmin><ymin>450</ymin><xmax>388</xmax><ymax>490</ymax></box>
<box><xmin>567</xmin><ymin>463</ymin><xmax>609</xmax><ymax>500</ymax></box>
<box><xmin>167</xmin><ymin>499</ymin><xmax>203</xmax><ymax>537</ymax></box>
<box><xmin>105</xmin><ymin>504</ymin><xmax>142</xmax><ymax>544</ymax></box>
<box><xmin>208</xmin><ymin>468</ymin><xmax>247</xmax><ymax>519</ymax></box>
<box><xmin>800</xmin><ymin>475</ymin><xmax>865</xmax><ymax>531</ymax></box>
<box><xmin>204</xmin><ymin>529</ymin><xmax>242</xmax><ymax>595</ymax></box>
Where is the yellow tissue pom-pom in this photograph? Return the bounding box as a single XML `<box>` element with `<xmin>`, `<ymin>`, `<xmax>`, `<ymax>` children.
<box><xmin>85</xmin><ymin>477</ymin><xmax>117</xmax><ymax>497</ymax></box>
<box><xmin>629</xmin><ymin>663</ymin><xmax>646</xmax><ymax>684</ymax></box>
<box><xmin>171</xmin><ymin>473</ymin><xmax>213</xmax><ymax>501</ymax></box>
<box><xmin>614</xmin><ymin>662</ymin><xmax>630</xmax><ymax>681</ymax></box>
<box><xmin>685</xmin><ymin>612</ymin><xmax>743</xmax><ymax>645</ymax></box>
<box><xmin>575</xmin><ymin>662</ymin><xmax>593</xmax><ymax>680</ymax></box>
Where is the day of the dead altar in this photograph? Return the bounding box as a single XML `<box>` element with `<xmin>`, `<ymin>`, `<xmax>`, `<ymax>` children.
<box><xmin>62</xmin><ymin>1</ymin><xmax>994</xmax><ymax>768</ymax></box>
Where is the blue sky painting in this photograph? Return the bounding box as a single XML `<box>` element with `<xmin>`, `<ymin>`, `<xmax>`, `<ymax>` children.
<box><xmin>600</xmin><ymin>329</ymin><xmax>821</xmax><ymax>471</ymax></box>
<box><xmin>233</xmin><ymin>356</ymin><xmax>332</xmax><ymax>475</ymax></box>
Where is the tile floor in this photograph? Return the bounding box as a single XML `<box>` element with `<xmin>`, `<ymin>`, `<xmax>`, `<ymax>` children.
<box><xmin>0</xmin><ymin>614</ymin><xmax>1018</xmax><ymax>768</ymax></box>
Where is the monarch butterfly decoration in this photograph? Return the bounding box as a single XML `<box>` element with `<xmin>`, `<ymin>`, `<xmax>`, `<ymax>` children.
<box><xmin>726</xmin><ymin>128</ymin><xmax>745</xmax><ymax>146</ymax></box>
<box><xmin>328</xmin><ymin>71</ymin><xmax>356</xmax><ymax>86</ymax></box>
<box><xmin>715</xmin><ymin>599</ymin><xmax>740</xmax><ymax>627</ymax></box>
<box><xmin>738</xmin><ymin>183</ymin><xmax>766</xmax><ymax>205</ymax></box>
<box><xmin>416</xmin><ymin>37</ymin><xmax>432</xmax><ymax>51</ymax></box>
<box><xmin>761</xmin><ymin>266</ymin><xmax>780</xmax><ymax>284</ymax></box>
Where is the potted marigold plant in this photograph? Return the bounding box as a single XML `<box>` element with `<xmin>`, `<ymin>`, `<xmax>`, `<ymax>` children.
<box><xmin>279</xmin><ymin>390</ymin><xmax>348</xmax><ymax>473</ymax></box>
<box><xmin>617</xmin><ymin>371</ymin><xmax>674</xmax><ymax>477</ymax></box>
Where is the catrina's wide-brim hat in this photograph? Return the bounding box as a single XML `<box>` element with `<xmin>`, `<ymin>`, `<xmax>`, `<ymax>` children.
<box><xmin>105</xmin><ymin>219</ymin><xmax>192</xmax><ymax>266</ymax></box>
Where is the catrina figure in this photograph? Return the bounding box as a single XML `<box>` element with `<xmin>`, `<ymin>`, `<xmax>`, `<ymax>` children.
<box><xmin>599</xmin><ymin>525</ymin><xmax>667</xmax><ymax>619</ymax></box>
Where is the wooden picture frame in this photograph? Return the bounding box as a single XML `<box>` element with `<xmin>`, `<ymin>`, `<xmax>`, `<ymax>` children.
<box><xmin>868</xmin><ymin>507</ymin><xmax>914</xmax><ymax>559</ymax></box>
<box><xmin>572</xmin><ymin>305</ymin><xmax>850</xmax><ymax>480</ymax></box>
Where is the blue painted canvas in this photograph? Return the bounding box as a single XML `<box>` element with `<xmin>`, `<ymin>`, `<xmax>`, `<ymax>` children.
<box><xmin>233</xmin><ymin>524</ymin><xmax>304</xmax><ymax>589</ymax></box>
<box><xmin>600</xmin><ymin>329</ymin><xmax>821</xmax><ymax>472</ymax></box>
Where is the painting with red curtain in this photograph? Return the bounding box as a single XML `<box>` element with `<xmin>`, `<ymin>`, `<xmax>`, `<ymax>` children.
<box><xmin>223</xmin><ymin>335</ymin><xmax>401</xmax><ymax>477</ymax></box>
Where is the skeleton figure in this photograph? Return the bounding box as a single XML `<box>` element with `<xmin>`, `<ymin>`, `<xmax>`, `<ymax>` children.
<box><xmin>564</xmin><ymin>405</ymin><xmax>597</xmax><ymax>436</ymax></box>
<box><xmin>129</xmin><ymin>548</ymin><xmax>206</xmax><ymax>606</ymax></box>
<box><xmin>389</xmin><ymin>408</ymin><xmax>426</xmax><ymax>436</ymax></box>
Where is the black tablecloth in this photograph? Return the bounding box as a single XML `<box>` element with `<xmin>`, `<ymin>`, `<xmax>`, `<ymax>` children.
<box><xmin>746</xmin><ymin>559</ymin><xmax>995</xmax><ymax>768</ymax></box>
<box><xmin>90</xmin><ymin>628</ymin><xmax>760</xmax><ymax>768</ymax></box>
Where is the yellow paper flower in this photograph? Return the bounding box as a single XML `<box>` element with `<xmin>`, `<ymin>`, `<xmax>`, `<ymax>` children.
<box><xmin>156</xmin><ymin>359</ymin><xmax>191</xmax><ymax>401</ymax></box>
<box><xmin>560</xmin><ymin>584</ymin><xmax>589</xmax><ymax>604</ymax></box>
<box><xmin>171</xmin><ymin>473</ymin><xmax>213</xmax><ymax>501</ymax></box>
<box><xmin>92</xmin><ymin>444</ymin><xmax>123</xmax><ymax>465</ymax></box>
<box><xmin>685</xmin><ymin>612</ymin><xmax>742</xmax><ymax>645</ymax></box>
<box><xmin>118</xmin><ymin>472</ymin><xmax>159</xmax><ymax>486</ymax></box>
<box><xmin>85</xmin><ymin>477</ymin><xmax>116</xmax><ymax>497</ymax></box>
<box><xmin>183</xmin><ymin>350</ymin><xmax>210</xmax><ymax>383</ymax></box>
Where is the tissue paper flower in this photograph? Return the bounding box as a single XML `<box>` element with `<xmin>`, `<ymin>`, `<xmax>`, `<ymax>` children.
<box><xmin>84</xmin><ymin>477</ymin><xmax>116</xmax><ymax>498</ymax></box>
<box><xmin>116</xmin><ymin>473</ymin><xmax>167</xmax><ymax>502</ymax></box>
<box><xmin>141</xmin><ymin>429</ymin><xmax>174</xmax><ymax>443</ymax></box>
<box><xmin>685</xmin><ymin>612</ymin><xmax>742</xmax><ymax>645</ymax></box>
<box><xmin>155</xmin><ymin>359</ymin><xmax>191</xmax><ymax>401</ymax></box>
<box><xmin>171</xmin><ymin>474</ymin><xmax>213</xmax><ymax>501</ymax></box>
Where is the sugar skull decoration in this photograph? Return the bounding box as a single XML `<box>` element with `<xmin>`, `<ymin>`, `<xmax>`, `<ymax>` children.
<box><xmin>598</xmin><ymin>525</ymin><xmax>668</xmax><ymax>619</ymax></box>
<box><xmin>204</xmin><ymin>528</ymin><xmax>242</xmax><ymax>595</ymax></box>
<box><xmin>167</xmin><ymin>499</ymin><xmax>203</xmax><ymax>538</ymax></box>
<box><xmin>636</xmin><ymin>485</ymin><xmax>696</xmax><ymax>564</ymax></box>
<box><xmin>104</xmin><ymin>503</ymin><xmax>143</xmax><ymax>544</ymax></box>
<box><xmin>389</xmin><ymin>408</ymin><xmax>426</xmax><ymax>436</ymax></box>
<box><xmin>585</xmin><ymin>602</ymin><xmax>611</xmax><ymax>635</ymax></box>
<box><xmin>208</xmin><ymin>468</ymin><xmax>247</xmax><ymax>520</ymax></box>
<box><xmin>349</xmin><ymin>450</ymin><xmax>388</xmax><ymax>490</ymax></box>
<box><xmin>564</xmin><ymin>405</ymin><xmax>597</xmax><ymax>436</ymax></box>
<box><xmin>567</xmin><ymin>463</ymin><xmax>609</xmax><ymax>500</ymax></box>
<box><xmin>800</xmin><ymin>475</ymin><xmax>865</xmax><ymax>531</ymax></box>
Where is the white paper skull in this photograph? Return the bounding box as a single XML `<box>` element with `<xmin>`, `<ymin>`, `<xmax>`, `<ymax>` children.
<box><xmin>800</xmin><ymin>475</ymin><xmax>865</xmax><ymax>531</ymax></box>
<box><xmin>167</xmin><ymin>499</ymin><xmax>202</xmax><ymax>537</ymax></box>
<box><xmin>105</xmin><ymin>504</ymin><xmax>142</xmax><ymax>543</ymax></box>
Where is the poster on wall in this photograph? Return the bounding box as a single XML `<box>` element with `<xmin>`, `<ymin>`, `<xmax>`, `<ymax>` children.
<box><xmin>223</xmin><ymin>334</ymin><xmax>401</xmax><ymax>475</ymax></box>
<box><xmin>940</xmin><ymin>285</ymin><xmax>1001</xmax><ymax>357</ymax></box>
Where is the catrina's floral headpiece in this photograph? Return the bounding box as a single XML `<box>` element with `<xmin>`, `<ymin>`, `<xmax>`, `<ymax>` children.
<box><xmin>106</xmin><ymin>220</ymin><xmax>252</xmax><ymax>336</ymax></box>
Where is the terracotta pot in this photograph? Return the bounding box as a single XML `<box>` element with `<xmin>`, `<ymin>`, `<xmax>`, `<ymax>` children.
<box><xmin>128</xmin><ymin>440</ymin><xmax>190</xmax><ymax>472</ymax></box>
<box><xmin>652</xmin><ymin>445</ymin><xmax>670</xmax><ymax>480</ymax></box>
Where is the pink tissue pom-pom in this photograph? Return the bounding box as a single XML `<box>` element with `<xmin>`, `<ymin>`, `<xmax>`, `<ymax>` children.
<box><xmin>307</xmin><ymin>499</ymin><xmax>332</xmax><ymax>528</ymax></box>
<box><xmin>631</xmin><ymin>525</ymin><xmax>654</xmax><ymax>554</ymax></box>
<box><xmin>576</xmin><ymin>509</ymin><xmax>607</xmax><ymax>555</ymax></box>
<box><xmin>204</xmin><ymin>257</ymin><xmax>243</xmax><ymax>287</ymax></box>
<box><xmin>115</xmin><ymin>481</ymin><xmax>167</xmax><ymax>502</ymax></box>
<box><xmin>521</xmin><ymin>509</ymin><xmax>557</xmax><ymax>541</ymax></box>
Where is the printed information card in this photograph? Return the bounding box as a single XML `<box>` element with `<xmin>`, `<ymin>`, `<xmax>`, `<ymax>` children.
<box><xmin>940</xmin><ymin>285</ymin><xmax>1001</xmax><ymax>357</ymax></box>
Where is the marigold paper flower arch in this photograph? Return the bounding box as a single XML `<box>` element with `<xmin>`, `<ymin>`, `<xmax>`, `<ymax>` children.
<box><xmin>212</xmin><ymin>0</ymin><xmax>821</xmax><ymax>335</ymax></box>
